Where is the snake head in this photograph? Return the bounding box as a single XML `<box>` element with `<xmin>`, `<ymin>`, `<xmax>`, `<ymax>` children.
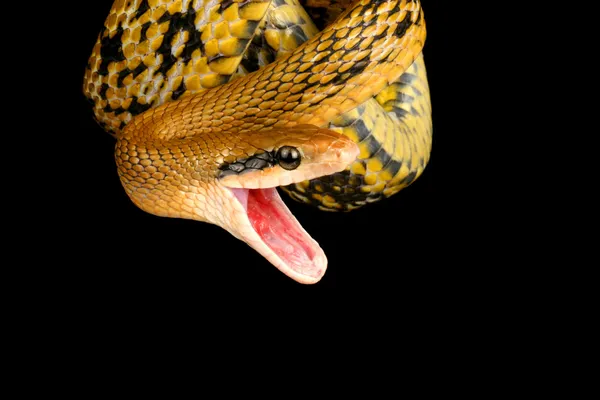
<box><xmin>117</xmin><ymin>123</ymin><xmax>358</xmax><ymax>284</ymax></box>
<box><xmin>213</xmin><ymin>125</ymin><xmax>359</xmax><ymax>283</ymax></box>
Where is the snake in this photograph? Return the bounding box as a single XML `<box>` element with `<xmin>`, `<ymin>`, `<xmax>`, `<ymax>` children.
<box><xmin>83</xmin><ymin>0</ymin><xmax>432</xmax><ymax>284</ymax></box>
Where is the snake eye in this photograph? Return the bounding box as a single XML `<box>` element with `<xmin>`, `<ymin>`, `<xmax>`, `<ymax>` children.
<box><xmin>276</xmin><ymin>146</ymin><xmax>301</xmax><ymax>170</ymax></box>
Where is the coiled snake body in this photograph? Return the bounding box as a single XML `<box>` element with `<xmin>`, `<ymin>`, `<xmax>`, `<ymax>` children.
<box><xmin>83</xmin><ymin>0</ymin><xmax>431</xmax><ymax>283</ymax></box>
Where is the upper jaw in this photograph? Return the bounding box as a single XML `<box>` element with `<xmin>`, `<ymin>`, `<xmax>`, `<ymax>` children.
<box><xmin>219</xmin><ymin>140</ymin><xmax>359</xmax><ymax>189</ymax></box>
<box><xmin>219</xmin><ymin>160</ymin><xmax>354</xmax><ymax>189</ymax></box>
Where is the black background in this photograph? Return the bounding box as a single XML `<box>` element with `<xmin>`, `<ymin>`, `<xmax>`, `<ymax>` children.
<box><xmin>53</xmin><ymin>0</ymin><xmax>455</xmax><ymax>293</ymax></box>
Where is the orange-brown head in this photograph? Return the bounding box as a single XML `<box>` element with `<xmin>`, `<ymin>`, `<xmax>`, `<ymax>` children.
<box><xmin>117</xmin><ymin>124</ymin><xmax>358</xmax><ymax>284</ymax></box>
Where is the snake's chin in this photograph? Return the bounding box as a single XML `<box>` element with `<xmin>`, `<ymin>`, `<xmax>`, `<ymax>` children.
<box><xmin>229</xmin><ymin>187</ymin><xmax>327</xmax><ymax>284</ymax></box>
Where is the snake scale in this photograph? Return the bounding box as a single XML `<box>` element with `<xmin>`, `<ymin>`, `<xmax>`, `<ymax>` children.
<box><xmin>83</xmin><ymin>0</ymin><xmax>432</xmax><ymax>283</ymax></box>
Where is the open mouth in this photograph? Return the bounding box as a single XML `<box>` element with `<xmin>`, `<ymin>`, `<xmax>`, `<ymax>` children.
<box><xmin>229</xmin><ymin>187</ymin><xmax>326</xmax><ymax>283</ymax></box>
<box><xmin>215</xmin><ymin>125</ymin><xmax>359</xmax><ymax>283</ymax></box>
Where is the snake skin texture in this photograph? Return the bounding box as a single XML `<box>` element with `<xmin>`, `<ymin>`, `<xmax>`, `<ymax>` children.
<box><xmin>84</xmin><ymin>0</ymin><xmax>431</xmax><ymax>210</ymax></box>
<box><xmin>84</xmin><ymin>0</ymin><xmax>274</xmax><ymax>134</ymax></box>
<box><xmin>83</xmin><ymin>0</ymin><xmax>430</xmax><ymax>283</ymax></box>
<box><xmin>228</xmin><ymin>1</ymin><xmax>432</xmax><ymax>210</ymax></box>
<box><xmin>287</xmin><ymin>52</ymin><xmax>432</xmax><ymax>210</ymax></box>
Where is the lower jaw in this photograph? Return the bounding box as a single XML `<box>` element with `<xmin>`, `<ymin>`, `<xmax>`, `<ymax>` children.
<box><xmin>229</xmin><ymin>187</ymin><xmax>327</xmax><ymax>283</ymax></box>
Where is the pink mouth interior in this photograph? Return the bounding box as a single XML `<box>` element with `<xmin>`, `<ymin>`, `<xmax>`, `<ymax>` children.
<box><xmin>231</xmin><ymin>188</ymin><xmax>320</xmax><ymax>277</ymax></box>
